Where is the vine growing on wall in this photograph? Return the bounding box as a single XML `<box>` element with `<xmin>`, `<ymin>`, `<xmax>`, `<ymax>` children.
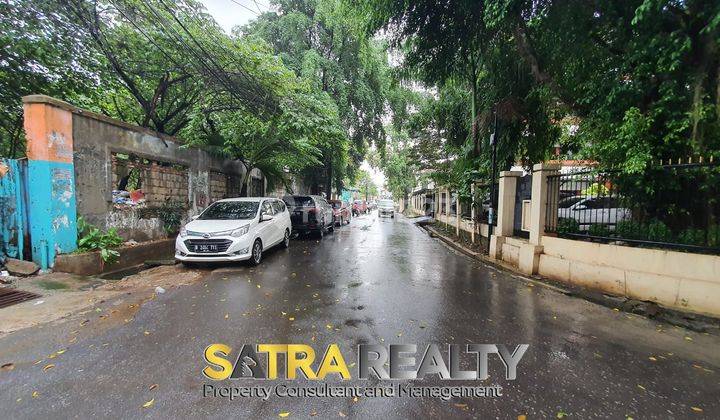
<box><xmin>158</xmin><ymin>199</ymin><xmax>185</xmax><ymax>235</ymax></box>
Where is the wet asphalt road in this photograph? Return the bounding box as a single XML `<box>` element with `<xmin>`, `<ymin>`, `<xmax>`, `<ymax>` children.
<box><xmin>1</xmin><ymin>211</ymin><xmax>719</xmax><ymax>419</ymax></box>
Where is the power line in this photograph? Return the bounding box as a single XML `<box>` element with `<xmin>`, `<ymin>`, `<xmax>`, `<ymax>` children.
<box><xmin>228</xmin><ymin>0</ymin><xmax>260</xmax><ymax>16</ymax></box>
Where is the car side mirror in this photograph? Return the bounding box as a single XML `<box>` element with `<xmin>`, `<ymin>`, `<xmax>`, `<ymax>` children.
<box><xmin>260</xmin><ymin>214</ymin><xmax>274</xmax><ymax>222</ymax></box>
<box><xmin>191</xmin><ymin>215</ymin><xmax>199</xmax><ymax>220</ymax></box>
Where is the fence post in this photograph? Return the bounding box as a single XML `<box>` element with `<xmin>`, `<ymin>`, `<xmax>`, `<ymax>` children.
<box><xmin>455</xmin><ymin>192</ymin><xmax>460</xmax><ymax>237</ymax></box>
<box><xmin>529</xmin><ymin>163</ymin><xmax>560</xmax><ymax>245</ymax></box>
<box><xmin>445</xmin><ymin>188</ymin><xmax>450</xmax><ymax>219</ymax></box>
<box><xmin>518</xmin><ymin>163</ymin><xmax>560</xmax><ymax>275</ymax></box>
<box><xmin>489</xmin><ymin>171</ymin><xmax>522</xmax><ymax>259</ymax></box>
<box><xmin>497</xmin><ymin>171</ymin><xmax>522</xmax><ymax>237</ymax></box>
<box><xmin>470</xmin><ymin>183</ymin><xmax>476</xmax><ymax>243</ymax></box>
<box><xmin>22</xmin><ymin>96</ymin><xmax>79</xmax><ymax>269</ymax></box>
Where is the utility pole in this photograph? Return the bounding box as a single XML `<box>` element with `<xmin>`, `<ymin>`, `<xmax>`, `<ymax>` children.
<box><xmin>487</xmin><ymin>107</ymin><xmax>499</xmax><ymax>253</ymax></box>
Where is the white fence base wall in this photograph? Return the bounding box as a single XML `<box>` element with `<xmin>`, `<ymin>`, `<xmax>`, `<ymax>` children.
<box><xmin>535</xmin><ymin>236</ymin><xmax>720</xmax><ymax>317</ymax></box>
<box><xmin>435</xmin><ymin>213</ymin><xmax>490</xmax><ymax>239</ymax></box>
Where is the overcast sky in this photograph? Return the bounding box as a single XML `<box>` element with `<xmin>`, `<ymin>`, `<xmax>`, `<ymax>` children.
<box><xmin>201</xmin><ymin>0</ymin><xmax>272</xmax><ymax>33</ymax></box>
<box><xmin>200</xmin><ymin>0</ymin><xmax>387</xmax><ymax>192</ymax></box>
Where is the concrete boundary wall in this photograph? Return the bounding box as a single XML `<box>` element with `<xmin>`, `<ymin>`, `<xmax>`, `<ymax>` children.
<box><xmin>23</xmin><ymin>95</ymin><xmax>264</xmax><ymax>247</ymax></box>
<box><xmin>538</xmin><ymin>236</ymin><xmax>720</xmax><ymax>317</ymax></box>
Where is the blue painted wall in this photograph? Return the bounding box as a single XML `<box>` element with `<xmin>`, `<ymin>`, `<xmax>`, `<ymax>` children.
<box><xmin>26</xmin><ymin>160</ymin><xmax>77</xmax><ymax>268</ymax></box>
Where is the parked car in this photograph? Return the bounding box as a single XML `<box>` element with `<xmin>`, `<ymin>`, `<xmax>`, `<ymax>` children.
<box><xmin>377</xmin><ymin>199</ymin><xmax>395</xmax><ymax>218</ymax></box>
<box><xmin>329</xmin><ymin>199</ymin><xmax>351</xmax><ymax>226</ymax></box>
<box><xmin>558</xmin><ymin>196</ymin><xmax>631</xmax><ymax>231</ymax></box>
<box><xmin>175</xmin><ymin>197</ymin><xmax>291</xmax><ymax>266</ymax></box>
<box><xmin>283</xmin><ymin>195</ymin><xmax>334</xmax><ymax>238</ymax></box>
<box><xmin>367</xmin><ymin>201</ymin><xmax>377</xmax><ymax>210</ymax></box>
<box><xmin>352</xmin><ymin>200</ymin><xmax>368</xmax><ymax>216</ymax></box>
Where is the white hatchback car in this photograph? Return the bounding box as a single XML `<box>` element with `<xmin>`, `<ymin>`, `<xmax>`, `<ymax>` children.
<box><xmin>175</xmin><ymin>197</ymin><xmax>292</xmax><ymax>265</ymax></box>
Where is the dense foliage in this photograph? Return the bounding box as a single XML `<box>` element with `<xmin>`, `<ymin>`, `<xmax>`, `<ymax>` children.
<box><xmin>239</xmin><ymin>0</ymin><xmax>393</xmax><ymax>197</ymax></box>
<box><xmin>358</xmin><ymin>0</ymin><xmax>720</xmax><ymax>196</ymax></box>
<box><xmin>0</xmin><ymin>0</ymin><xmax>389</xmax><ymax>195</ymax></box>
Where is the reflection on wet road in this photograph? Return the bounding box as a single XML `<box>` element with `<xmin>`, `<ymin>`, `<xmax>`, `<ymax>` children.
<box><xmin>0</xmin><ymin>212</ymin><xmax>719</xmax><ymax>418</ymax></box>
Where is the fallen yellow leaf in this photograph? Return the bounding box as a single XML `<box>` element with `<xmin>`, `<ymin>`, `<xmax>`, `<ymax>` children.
<box><xmin>279</xmin><ymin>412</ymin><xmax>290</xmax><ymax>418</ymax></box>
<box><xmin>142</xmin><ymin>398</ymin><xmax>155</xmax><ymax>408</ymax></box>
<box><xmin>648</xmin><ymin>356</ymin><xmax>657</xmax><ymax>361</ymax></box>
<box><xmin>288</xmin><ymin>317</ymin><xmax>295</xmax><ymax>321</ymax></box>
<box><xmin>518</xmin><ymin>416</ymin><xmax>527</xmax><ymax>420</ymax></box>
<box><xmin>43</xmin><ymin>364</ymin><xmax>55</xmax><ymax>371</ymax></box>
<box><xmin>149</xmin><ymin>384</ymin><xmax>158</xmax><ymax>391</ymax></box>
<box><xmin>225</xmin><ymin>314</ymin><xmax>229</xmax><ymax>319</ymax></box>
<box><xmin>691</xmin><ymin>407</ymin><xmax>703</xmax><ymax>413</ymax></box>
<box><xmin>32</xmin><ymin>391</ymin><xmax>39</xmax><ymax>398</ymax></box>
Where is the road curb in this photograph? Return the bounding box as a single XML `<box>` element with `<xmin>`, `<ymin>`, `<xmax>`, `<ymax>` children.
<box><xmin>421</xmin><ymin>223</ymin><xmax>720</xmax><ymax>333</ymax></box>
<box><xmin>422</xmin><ymin>224</ymin><xmax>568</xmax><ymax>294</ymax></box>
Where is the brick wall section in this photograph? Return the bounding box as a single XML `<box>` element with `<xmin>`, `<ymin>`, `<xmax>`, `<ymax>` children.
<box><xmin>112</xmin><ymin>153</ymin><xmax>189</xmax><ymax>206</ymax></box>
<box><xmin>227</xmin><ymin>175</ymin><xmax>243</xmax><ymax>197</ymax></box>
<box><xmin>209</xmin><ymin>171</ymin><xmax>227</xmax><ymax>202</ymax></box>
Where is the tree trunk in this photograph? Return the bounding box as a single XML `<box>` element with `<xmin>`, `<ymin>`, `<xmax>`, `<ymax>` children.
<box><xmin>513</xmin><ymin>23</ymin><xmax>584</xmax><ymax>115</ymax></box>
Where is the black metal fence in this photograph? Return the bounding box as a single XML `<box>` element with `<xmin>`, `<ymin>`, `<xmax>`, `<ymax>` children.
<box><xmin>475</xmin><ymin>182</ymin><xmax>498</xmax><ymax>226</ymax></box>
<box><xmin>545</xmin><ymin>162</ymin><xmax>720</xmax><ymax>254</ymax></box>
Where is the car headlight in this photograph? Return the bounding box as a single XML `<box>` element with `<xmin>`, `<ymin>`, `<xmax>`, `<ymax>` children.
<box><xmin>180</xmin><ymin>226</ymin><xmax>187</xmax><ymax>237</ymax></box>
<box><xmin>231</xmin><ymin>225</ymin><xmax>249</xmax><ymax>237</ymax></box>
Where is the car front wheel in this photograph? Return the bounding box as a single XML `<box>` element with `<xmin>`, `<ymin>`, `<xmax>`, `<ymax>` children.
<box><xmin>282</xmin><ymin>229</ymin><xmax>290</xmax><ymax>248</ymax></box>
<box><xmin>250</xmin><ymin>239</ymin><xmax>263</xmax><ymax>266</ymax></box>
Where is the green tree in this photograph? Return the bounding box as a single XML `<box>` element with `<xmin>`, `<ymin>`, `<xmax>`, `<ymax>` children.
<box><xmin>0</xmin><ymin>0</ymin><xmax>101</xmax><ymax>157</ymax></box>
<box><xmin>241</xmin><ymin>0</ymin><xmax>392</xmax><ymax>198</ymax></box>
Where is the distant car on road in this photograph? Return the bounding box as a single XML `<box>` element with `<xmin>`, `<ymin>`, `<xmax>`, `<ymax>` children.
<box><xmin>175</xmin><ymin>197</ymin><xmax>291</xmax><ymax>266</ymax></box>
<box><xmin>283</xmin><ymin>195</ymin><xmax>334</xmax><ymax>238</ymax></box>
<box><xmin>329</xmin><ymin>199</ymin><xmax>351</xmax><ymax>226</ymax></box>
<box><xmin>377</xmin><ymin>199</ymin><xmax>395</xmax><ymax>218</ymax></box>
<box><xmin>367</xmin><ymin>201</ymin><xmax>377</xmax><ymax>210</ymax></box>
<box><xmin>352</xmin><ymin>200</ymin><xmax>368</xmax><ymax>216</ymax></box>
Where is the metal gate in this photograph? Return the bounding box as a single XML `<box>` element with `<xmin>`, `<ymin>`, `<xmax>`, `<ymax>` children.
<box><xmin>513</xmin><ymin>174</ymin><xmax>532</xmax><ymax>237</ymax></box>
<box><xmin>0</xmin><ymin>158</ymin><xmax>28</xmax><ymax>259</ymax></box>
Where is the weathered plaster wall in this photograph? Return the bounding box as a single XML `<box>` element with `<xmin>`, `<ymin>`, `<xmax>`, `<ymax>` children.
<box><xmin>22</xmin><ymin>96</ymin><xmax>257</xmax><ymax>242</ymax></box>
<box><xmin>70</xmin><ymin>109</ymin><xmax>250</xmax><ymax>240</ymax></box>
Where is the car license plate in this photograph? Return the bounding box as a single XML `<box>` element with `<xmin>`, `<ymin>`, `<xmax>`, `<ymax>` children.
<box><xmin>194</xmin><ymin>244</ymin><xmax>218</xmax><ymax>252</ymax></box>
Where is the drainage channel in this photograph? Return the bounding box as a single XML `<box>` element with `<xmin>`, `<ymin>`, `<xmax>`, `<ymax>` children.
<box><xmin>0</xmin><ymin>288</ymin><xmax>42</xmax><ymax>309</ymax></box>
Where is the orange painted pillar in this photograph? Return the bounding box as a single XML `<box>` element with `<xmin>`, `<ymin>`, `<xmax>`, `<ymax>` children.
<box><xmin>23</xmin><ymin>97</ymin><xmax>77</xmax><ymax>268</ymax></box>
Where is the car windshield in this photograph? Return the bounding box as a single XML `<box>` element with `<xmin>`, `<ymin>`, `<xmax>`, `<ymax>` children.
<box><xmin>199</xmin><ymin>201</ymin><xmax>259</xmax><ymax>220</ymax></box>
<box><xmin>284</xmin><ymin>196</ymin><xmax>314</xmax><ymax>207</ymax></box>
<box><xmin>378</xmin><ymin>200</ymin><xmax>393</xmax><ymax>207</ymax></box>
